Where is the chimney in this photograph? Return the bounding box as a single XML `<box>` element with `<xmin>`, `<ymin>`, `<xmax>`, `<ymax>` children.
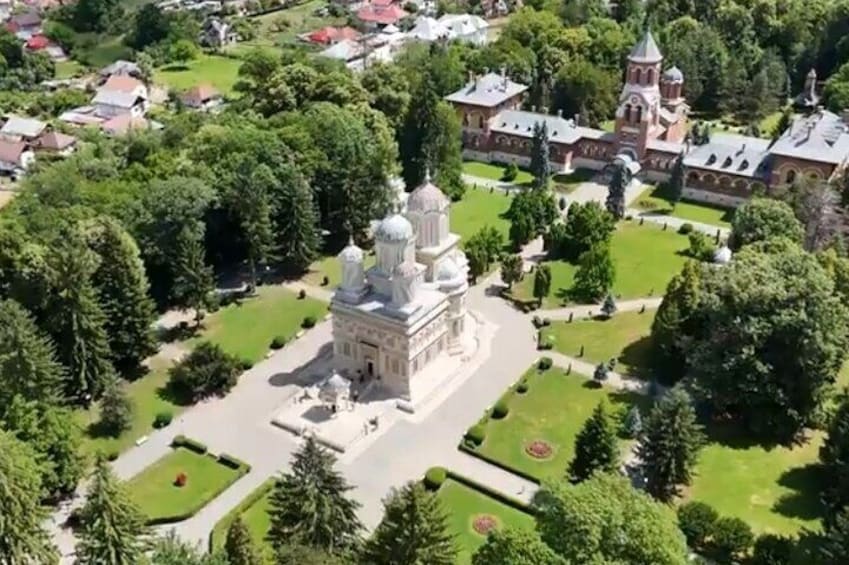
<box><xmin>501</xmin><ymin>66</ymin><xmax>507</xmax><ymax>88</ymax></box>
<box><xmin>556</xmin><ymin>108</ymin><xmax>563</xmax><ymax>117</ymax></box>
<box><xmin>574</xmin><ymin>113</ymin><xmax>581</xmax><ymax>126</ymax></box>
<box><xmin>541</xmin><ymin>106</ymin><xmax>548</xmax><ymax>114</ymax></box>
<box><xmin>531</xmin><ymin>105</ymin><xmax>536</xmax><ymax>112</ymax></box>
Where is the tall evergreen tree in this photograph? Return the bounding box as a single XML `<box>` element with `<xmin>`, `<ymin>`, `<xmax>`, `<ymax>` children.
<box><xmin>277</xmin><ymin>171</ymin><xmax>320</xmax><ymax>273</ymax></box>
<box><xmin>605</xmin><ymin>165</ymin><xmax>627</xmax><ymax>220</ymax></box>
<box><xmin>650</xmin><ymin>261</ymin><xmax>703</xmax><ymax>384</ymax></box>
<box><xmin>771</xmin><ymin>107</ymin><xmax>793</xmax><ymax>140</ymax></box>
<box><xmin>99</xmin><ymin>373</ymin><xmax>134</xmax><ymax>437</ymax></box>
<box><xmin>530</xmin><ymin>121</ymin><xmax>551</xmax><ymax>190</ymax></box>
<box><xmin>47</xmin><ymin>228</ymin><xmax>115</xmax><ymax>404</ymax></box>
<box><xmin>0</xmin><ymin>429</ymin><xmax>57</xmax><ymax>564</ymax></box>
<box><xmin>171</xmin><ymin>227</ymin><xmax>214</xmax><ymax>325</ymax></box>
<box><xmin>76</xmin><ymin>455</ymin><xmax>148</xmax><ymax>564</ymax></box>
<box><xmin>150</xmin><ymin>531</ymin><xmax>230</xmax><ymax>565</ymax></box>
<box><xmin>568</xmin><ymin>401</ymin><xmax>620</xmax><ymax>482</ymax></box>
<box><xmin>362</xmin><ymin>481</ymin><xmax>456</xmax><ymax>565</ymax></box>
<box><xmin>0</xmin><ymin>298</ymin><xmax>65</xmax><ymax>414</ymax></box>
<box><xmin>533</xmin><ymin>264</ymin><xmax>552</xmax><ymax>307</ymax></box>
<box><xmin>638</xmin><ymin>386</ymin><xmax>705</xmax><ymax>501</ymax></box>
<box><xmin>820</xmin><ymin>508</ymin><xmax>849</xmax><ymax>565</ymax></box>
<box><xmin>821</xmin><ymin>394</ymin><xmax>849</xmax><ymax>525</ymax></box>
<box><xmin>500</xmin><ymin>254</ymin><xmax>523</xmax><ymax>290</ymax></box>
<box><xmin>2</xmin><ymin>395</ymin><xmax>84</xmax><ymax>498</ymax></box>
<box><xmin>667</xmin><ymin>153</ymin><xmax>685</xmax><ymax>207</ymax></box>
<box><xmin>238</xmin><ymin>164</ymin><xmax>277</xmax><ymax>288</ymax></box>
<box><xmin>224</xmin><ymin>517</ymin><xmax>263</xmax><ymax>565</ymax></box>
<box><xmin>86</xmin><ymin>217</ymin><xmax>156</xmax><ymax>371</ymax></box>
<box><xmin>267</xmin><ymin>436</ymin><xmax>362</xmax><ymax>555</ymax></box>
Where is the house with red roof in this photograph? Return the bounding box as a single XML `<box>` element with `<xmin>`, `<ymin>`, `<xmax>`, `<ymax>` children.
<box><xmin>0</xmin><ymin>139</ymin><xmax>35</xmax><ymax>177</ymax></box>
<box><xmin>36</xmin><ymin>131</ymin><xmax>77</xmax><ymax>156</ymax></box>
<box><xmin>356</xmin><ymin>0</ymin><xmax>407</xmax><ymax>29</ymax></box>
<box><xmin>24</xmin><ymin>34</ymin><xmax>67</xmax><ymax>61</ymax></box>
<box><xmin>305</xmin><ymin>26</ymin><xmax>361</xmax><ymax>46</ymax></box>
<box><xmin>180</xmin><ymin>84</ymin><xmax>222</xmax><ymax>111</ymax></box>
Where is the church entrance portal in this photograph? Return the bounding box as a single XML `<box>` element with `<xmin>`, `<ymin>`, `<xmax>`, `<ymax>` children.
<box><xmin>366</xmin><ymin>360</ymin><xmax>374</xmax><ymax>377</ymax></box>
<box><xmin>359</xmin><ymin>341</ymin><xmax>379</xmax><ymax>381</ymax></box>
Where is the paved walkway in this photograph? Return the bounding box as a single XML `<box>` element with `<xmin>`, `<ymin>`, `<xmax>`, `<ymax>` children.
<box><xmin>627</xmin><ymin>208</ymin><xmax>730</xmax><ymax>237</ymax></box>
<box><xmin>537</xmin><ymin>297</ymin><xmax>663</xmax><ymax>320</ymax></box>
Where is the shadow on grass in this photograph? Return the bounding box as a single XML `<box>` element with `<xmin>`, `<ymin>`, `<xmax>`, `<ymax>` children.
<box><xmin>703</xmin><ymin>420</ymin><xmax>777</xmax><ymax>451</ymax></box>
<box><xmin>157</xmin><ymin>323</ymin><xmax>201</xmax><ymax>344</ymax></box>
<box><xmin>85</xmin><ymin>419</ymin><xmax>122</xmax><ymax>440</ymax></box>
<box><xmin>161</xmin><ymin>63</ymin><xmax>191</xmax><ymax>72</ymax></box>
<box><xmin>619</xmin><ymin>336</ymin><xmax>654</xmax><ymax>379</ymax></box>
<box><xmin>156</xmin><ymin>380</ymin><xmax>194</xmax><ymax>407</ymax></box>
<box><xmin>773</xmin><ymin>464</ymin><xmax>826</xmax><ymax>522</ymax></box>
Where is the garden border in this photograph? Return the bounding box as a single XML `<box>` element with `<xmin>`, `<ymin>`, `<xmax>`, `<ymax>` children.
<box><xmin>207</xmin><ymin>477</ymin><xmax>276</xmax><ymax>552</ymax></box>
<box><xmin>442</xmin><ymin>469</ymin><xmax>536</xmax><ymax>516</ymax></box>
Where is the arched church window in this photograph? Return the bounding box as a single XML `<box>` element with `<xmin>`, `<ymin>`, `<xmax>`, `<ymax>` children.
<box><xmin>785</xmin><ymin>169</ymin><xmax>797</xmax><ymax>184</ymax></box>
<box><xmin>647</xmin><ymin>68</ymin><xmax>654</xmax><ymax>84</ymax></box>
<box><xmin>624</xmin><ymin>103</ymin><xmax>632</xmax><ymax>123</ymax></box>
<box><xmin>478</xmin><ymin>115</ymin><xmax>485</xmax><ymax>128</ymax></box>
<box><xmin>463</xmin><ymin>114</ymin><xmax>469</xmax><ymax>126</ymax></box>
<box><xmin>636</xmin><ymin>106</ymin><xmax>643</xmax><ymax>123</ymax></box>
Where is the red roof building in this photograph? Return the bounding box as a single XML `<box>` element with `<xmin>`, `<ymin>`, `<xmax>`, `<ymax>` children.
<box><xmin>306</xmin><ymin>26</ymin><xmax>361</xmax><ymax>45</ymax></box>
<box><xmin>356</xmin><ymin>1</ymin><xmax>407</xmax><ymax>26</ymax></box>
<box><xmin>25</xmin><ymin>35</ymin><xmax>49</xmax><ymax>50</ymax></box>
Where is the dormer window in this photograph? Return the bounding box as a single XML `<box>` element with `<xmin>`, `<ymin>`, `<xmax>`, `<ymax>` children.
<box><xmin>707</xmin><ymin>154</ymin><xmax>717</xmax><ymax>165</ymax></box>
<box><xmin>739</xmin><ymin>159</ymin><xmax>749</xmax><ymax>170</ymax></box>
<box><xmin>723</xmin><ymin>156</ymin><xmax>732</xmax><ymax>167</ymax></box>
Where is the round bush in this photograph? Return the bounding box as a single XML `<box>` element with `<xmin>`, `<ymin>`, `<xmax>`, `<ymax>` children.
<box><xmin>678</xmin><ymin>222</ymin><xmax>695</xmax><ymax>235</ymax></box>
<box><xmin>538</xmin><ymin>357</ymin><xmax>553</xmax><ymax>371</ymax></box>
<box><xmin>106</xmin><ymin>450</ymin><xmax>119</xmax><ymax>462</ymax></box>
<box><xmin>709</xmin><ymin>516</ymin><xmax>754</xmax><ymax>562</ymax></box>
<box><xmin>492</xmin><ymin>399</ymin><xmax>509</xmax><ymax>419</ymax></box>
<box><xmin>532</xmin><ymin>315</ymin><xmax>543</xmax><ymax>328</ymax></box>
<box><xmin>424</xmin><ymin>466</ymin><xmax>447</xmax><ymax>490</ymax></box>
<box><xmin>153</xmin><ymin>410</ymin><xmax>173</xmax><ymax>429</ymax></box>
<box><xmin>238</xmin><ymin>358</ymin><xmax>253</xmax><ymax>371</ymax></box>
<box><xmin>298</xmin><ymin>289</ymin><xmax>307</xmax><ymax>299</ymax></box>
<box><xmin>677</xmin><ymin>501</ymin><xmax>718</xmax><ymax>549</ymax></box>
<box><xmin>751</xmin><ymin>534</ymin><xmax>794</xmax><ymax>565</ymax></box>
<box><xmin>321</xmin><ymin>275</ymin><xmax>329</xmax><ymax>286</ymax></box>
<box><xmin>465</xmin><ymin>424</ymin><xmax>486</xmax><ymax>446</ymax></box>
<box><xmin>302</xmin><ymin>315</ymin><xmax>317</xmax><ymax>329</ymax></box>
<box><xmin>270</xmin><ymin>335</ymin><xmax>287</xmax><ymax>350</ymax></box>
<box><xmin>516</xmin><ymin>381</ymin><xmax>529</xmax><ymax>394</ymax></box>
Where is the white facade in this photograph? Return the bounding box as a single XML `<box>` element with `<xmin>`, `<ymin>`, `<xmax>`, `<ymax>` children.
<box><xmin>330</xmin><ymin>176</ymin><xmax>469</xmax><ymax>399</ymax></box>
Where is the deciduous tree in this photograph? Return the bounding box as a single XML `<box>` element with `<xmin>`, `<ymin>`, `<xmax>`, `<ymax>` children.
<box><xmin>533</xmin><ymin>264</ymin><xmax>551</xmax><ymax>307</ymax></box>
<box><xmin>547</xmin><ymin>201</ymin><xmax>615</xmax><ymax>261</ymax></box>
<box><xmin>168</xmin><ymin>342</ymin><xmax>241</xmax><ymax>403</ymax></box>
<box><xmin>821</xmin><ymin>394</ymin><xmax>849</xmax><ymax>525</ymax></box>
<box><xmin>472</xmin><ymin>527</ymin><xmax>565</xmax><ymax>565</ymax></box>
<box><xmin>729</xmin><ymin>198</ymin><xmax>803</xmax><ymax>250</ymax></box>
<box><xmin>572</xmin><ymin>244</ymin><xmax>615</xmax><ymax>302</ymax></box>
<box><xmin>500</xmin><ymin>254</ymin><xmax>523</xmax><ymax>289</ymax></box>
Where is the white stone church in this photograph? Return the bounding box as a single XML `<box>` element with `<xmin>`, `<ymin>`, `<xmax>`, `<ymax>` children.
<box><xmin>330</xmin><ymin>176</ymin><xmax>471</xmax><ymax>400</ymax></box>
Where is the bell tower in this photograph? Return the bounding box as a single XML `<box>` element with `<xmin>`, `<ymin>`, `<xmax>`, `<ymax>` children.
<box><xmin>615</xmin><ymin>31</ymin><xmax>664</xmax><ymax>160</ymax></box>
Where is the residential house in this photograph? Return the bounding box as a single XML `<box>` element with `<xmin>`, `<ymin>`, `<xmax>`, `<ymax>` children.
<box><xmin>356</xmin><ymin>0</ymin><xmax>407</xmax><ymax>29</ymax></box>
<box><xmin>305</xmin><ymin>25</ymin><xmax>361</xmax><ymax>46</ymax></box>
<box><xmin>101</xmin><ymin>114</ymin><xmax>150</xmax><ymax>137</ymax></box>
<box><xmin>408</xmin><ymin>13</ymin><xmax>488</xmax><ymax>45</ymax></box>
<box><xmin>0</xmin><ymin>139</ymin><xmax>35</xmax><ymax>177</ymax></box>
<box><xmin>180</xmin><ymin>84</ymin><xmax>222</xmax><ymax>110</ymax></box>
<box><xmin>25</xmin><ymin>35</ymin><xmax>68</xmax><ymax>61</ymax></box>
<box><xmin>5</xmin><ymin>10</ymin><xmax>41</xmax><ymax>40</ymax></box>
<box><xmin>92</xmin><ymin>90</ymin><xmax>146</xmax><ymax>119</ymax></box>
<box><xmin>200</xmin><ymin>17</ymin><xmax>237</xmax><ymax>48</ymax></box>
<box><xmin>36</xmin><ymin>131</ymin><xmax>76</xmax><ymax>156</ymax></box>
<box><xmin>100</xmin><ymin>60</ymin><xmax>143</xmax><ymax>80</ymax></box>
<box><xmin>0</xmin><ymin>115</ymin><xmax>46</xmax><ymax>142</ymax></box>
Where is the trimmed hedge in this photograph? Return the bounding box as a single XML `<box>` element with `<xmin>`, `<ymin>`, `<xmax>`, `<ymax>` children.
<box><xmin>270</xmin><ymin>335</ymin><xmax>287</xmax><ymax>350</ymax></box>
<box><xmin>424</xmin><ymin>466</ymin><xmax>447</xmax><ymax>490</ymax></box>
<box><xmin>457</xmin><ymin>441</ymin><xmax>542</xmax><ymax>485</ymax></box>
<box><xmin>445</xmin><ymin>469</ymin><xmax>536</xmax><ymax>516</ymax></box>
<box><xmin>465</xmin><ymin>423</ymin><xmax>487</xmax><ymax>446</ymax></box>
<box><xmin>538</xmin><ymin>357</ymin><xmax>553</xmax><ymax>370</ymax></box>
<box><xmin>302</xmin><ymin>315</ymin><xmax>317</xmax><ymax>329</ymax></box>
<box><xmin>208</xmin><ymin>479</ymin><xmax>275</xmax><ymax>552</ymax></box>
<box><xmin>492</xmin><ymin>399</ymin><xmax>509</xmax><ymax>419</ymax></box>
<box><xmin>217</xmin><ymin>453</ymin><xmax>251</xmax><ymax>472</ymax></box>
<box><xmin>171</xmin><ymin>435</ymin><xmax>208</xmax><ymax>455</ymax></box>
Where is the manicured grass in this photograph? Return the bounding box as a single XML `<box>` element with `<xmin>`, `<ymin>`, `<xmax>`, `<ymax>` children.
<box><xmin>303</xmin><ymin>252</ymin><xmax>376</xmax><ymax>289</ymax></box>
<box><xmin>211</xmin><ymin>479</ymin><xmax>275</xmax><ymax>562</ymax></box>
<box><xmin>154</xmin><ymin>54</ymin><xmax>244</xmax><ymax>94</ymax></box>
<box><xmin>541</xmin><ymin>310</ymin><xmax>657</xmax><ymax>378</ymax></box>
<box><xmin>189</xmin><ymin>286</ymin><xmax>327</xmax><ymax>363</ymax></box>
<box><xmin>513</xmin><ymin>221</ymin><xmax>690</xmax><ymax>308</ymax></box>
<box><xmin>688</xmin><ymin>427</ymin><xmax>825</xmax><ymax>536</ymax></box>
<box><xmin>471</xmin><ymin>366</ymin><xmax>650</xmax><ymax>481</ymax></box>
<box><xmin>248</xmin><ymin>0</ymin><xmax>347</xmax><ymax>45</ymax></box>
<box><xmin>55</xmin><ymin>59</ymin><xmax>85</xmax><ymax>79</ymax></box>
<box><xmin>462</xmin><ymin>161</ymin><xmax>533</xmax><ymax>185</ymax></box>
<box><xmin>634</xmin><ymin>186</ymin><xmax>734</xmax><ymax>228</ymax></box>
<box><xmin>74</xmin><ymin>360</ymin><xmax>184</xmax><ymax>458</ymax></box>
<box><xmin>437</xmin><ymin>478</ymin><xmax>535</xmax><ymax>564</ymax></box>
<box><xmin>450</xmin><ymin>186</ymin><xmax>513</xmax><ymax>248</ymax></box>
<box><xmin>128</xmin><ymin>446</ymin><xmax>244</xmax><ymax>523</ymax></box>
<box><xmin>74</xmin><ymin>34</ymin><xmax>133</xmax><ymax>68</ymax></box>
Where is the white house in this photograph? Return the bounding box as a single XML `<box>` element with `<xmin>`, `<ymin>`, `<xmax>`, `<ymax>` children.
<box><xmin>92</xmin><ymin>90</ymin><xmax>146</xmax><ymax>119</ymax></box>
<box><xmin>0</xmin><ymin>139</ymin><xmax>35</xmax><ymax>177</ymax></box>
<box><xmin>0</xmin><ymin>115</ymin><xmax>47</xmax><ymax>142</ymax></box>
<box><xmin>407</xmin><ymin>13</ymin><xmax>488</xmax><ymax>45</ymax></box>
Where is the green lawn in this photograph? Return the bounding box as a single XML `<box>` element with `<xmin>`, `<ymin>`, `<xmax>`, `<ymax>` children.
<box><xmin>154</xmin><ymin>54</ymin><xmax>244</xmax><ymax>94</ymax></box>
<box><xmin>541</xmin><ymin>310</ymin><xmax>657</xmax><ymax>378</ymax></box>
<box><xmin>303</xmin><ymin>252</ymin><xmax>377</xmax><ymax>289</ymax></box>
<box><xmin>74</xmin><ymin>361</ymin><xmax>184</xmax><ymax>458</ymax></box>
<box><xmin>74</xmin><ymin>34</ymin><xmax>133</xmax><ymax>68</ymax></box>
<box><xmin>211</xmin><ymin>479</ymin><xmax>275</xmax><ymax>562</ymax></box>
<box><xmin>471</xmin><ymin>366</ymin><xmax>650</xmax><ymax>481</ymax></box>
<box><xmin>634</xmin><ymin>186</ymin><xmax>734</xmax><ymax>228</ymax></box>
<box><xmin>450</xmin><ymin>186</ymin><xmax>513</xmax><ymax>248</ymax></box>
<box><xmin>552</xmin><ymin>169</ymin><xmax>595</xmax><ymax>193</ymax></box>
<box><xmin>437</xmin><ymin>478</ymin><xmax>535</xmax><ymax>564</ymax></box>
<box><xmin>688</xmin><ymin>427</ymin><xmax>825</xmax><ymax>536</ymax></box>
<box><xmin>127</xmin><ymin>446</ymin><xmax>244</xmax><ymax>523</ymax></box>
<box><xmin>462</xmin><ymin>161</ymin><xmax>533</xmax><ymax>185</ymax></box>
<box><xmin>247</xmin><ymin>0</ymin><xmax>347</xmax><ymax>46</ymax></box>
<box><xmin>55</xmin><ymin>59</ymin><xmax>85</xmax><ymax>79</ymax></box>
<box><xmin>189</xmin><ymin>286</ymin><xmax>327</xmax><ymax>363</ymax></box>
<box><xmin>513</xmin><ymin>221</ymin><xmax>690</xmax><ymax>308</ymax></box>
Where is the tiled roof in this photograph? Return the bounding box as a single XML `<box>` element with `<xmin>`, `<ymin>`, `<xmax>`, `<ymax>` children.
<box><xmin>1</xmin><ymin>115</ymin><xmax>46</xmax><ymax>138</ymax></box>
<box><xmin>444</xmin><ymin>72</ymin><xmax>527</xmax><ymax>107</ymax></box>
<box><xmin>684</xmin><ymin>133</ymin><xmax>771</xmax><ymax>178</ymax></box>
<box><xmin>356</xmin><ymin>2</ymin><xmax>407</xmax><ymax>25</ymax></box>
<box><xmin>38</xmin><ymin>131</ymin><xmax>76</xmax><ymax>150</ymax></box>
<box><xmin>0</xmin><ymin>139</ymin><xmax>26</xmax><ymax>164</ymax></box>
<box><xmin>629</xmin><ymin>31</ymin><xmax>662</xmax><ymax>64</ymax></box>
<box><xmin>181</xmin><ymin>84</ymin><xmax>220</xmax><ymax>106</ymax></box>
<box><xmin>102</xmin><ymin>74</ymin><xmax>145</xmax><ymax>93</ymax></box>
<box><xmin>101</xmin><ymin>115</ymin><xmax>148</xmax><ymax>136</ymax></box>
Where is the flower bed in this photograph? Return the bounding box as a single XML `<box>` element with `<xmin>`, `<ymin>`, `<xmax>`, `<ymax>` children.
<box><xmin>472</xmin><ymin>514</ymin><xmax>499</xmax><ymax>535</ymax></box>
<box><xmin>525</xmin><ymin>440</ymin><xmax>554</xmax><ymax>459</ymax></box>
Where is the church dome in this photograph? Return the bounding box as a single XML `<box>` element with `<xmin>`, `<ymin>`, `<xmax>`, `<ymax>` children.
<box><xmin>375</xmin><ymin>214</ymin><xmax>413</xmax><ymax>243</ymax></box>
<box><xmin>663</xmin><ymin>66</ymin><xmax>684</xmax><ymax>82</ymax></box>
<box><xmin>714</xmin><ymin>245</ymin><xmax>732</xmax><ymax>265</ymax></box>
<box><xmin>408</xmin><ymin>178</ymin><xmax>450</xmax><ymax>213</ymax></box>
<box><xmin>437</xmin><ymin>258</ymin><xmax>460</xmax><ymax>281</ymax></box>
<box><xmin>338</xmin><ymin>239</ymin><xmax>363</xmax><ymax>263</ymax></box>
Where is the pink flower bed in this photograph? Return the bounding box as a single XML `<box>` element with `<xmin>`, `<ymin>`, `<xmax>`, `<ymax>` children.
<box><xmin>525</xmin><ymin>440</ymin><xmax>553</xmax><ymax>459</ymax></box>
<box><xmin>472</xmin><ymin>514</ymin><xmax>498</xmax><ymax>535</ymax></box>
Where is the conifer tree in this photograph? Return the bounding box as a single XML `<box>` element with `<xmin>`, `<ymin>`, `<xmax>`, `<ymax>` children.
<box><xmin>277</xmin><ymin>172</ymin><xmax>320</xmax><ymax>273</ymax></box>
<box><xmin>606</xmin><ymin>165</ymin><xmax>627</xmax><ymax>219</ymax></box>
<box><xmin>771</xmin><ymin>106</ymin><xmax>793</xmax><ymax>140</ymax></box>
<box><xmin>86</xmin><ymin>217</ymin><xmax>157</xmax><ymax>371</ymax></box>
<box><xmin>638</xmin><ymin>386</ymin><xmax>705</xmax><ymax>501</ymax></box>
<box><xmin>224</xmin><ymin>517</ymin><xmax>263</xmax><ymax>565</ymax></box>
<box><xmin>75</xmin><ymin>455</ymin><xmax>148</xmax><ymax>564</ymax></box>
<box><xmin>238</xmin><ymin>165</ymin><xmax>277</xmax><ymax>289</ymax></box>
<box><xmin>0</xmin><ymin>298</ymin><xmax>65</xmax><ymax>414</ymax></box>
<box><xmin>593</xmin><ymin>362</ymin><xmax>609</xmax><ymax>383</ymax></box>
<box><xmin>533</xmin><ymin>264</ymin><xmax>552</xmax><ymax>307</ymax></box>
<box><xmin>362</xmin><ymin>481</ymin><xmax>456</xmax><ymax>565</ymax></box>
<box><xmin>601</xmin><ymin>293</ymin><xmax>617</xmax><ymax>318</ymax></box>
<box><xmin>820</xmin><ymin>508</ymin><xmax>849</xmax><ymax>564</ymax></box>
<box><xmin>623</xmin><ymin>405</ymin><xmax>643</xmax><ymax>439</ymax></box>
<box><xmin>667</xmin><ymin>153</ymin><xmax>685</xmax><ymax>207</ymax></box>
<box><xmin>530</xmin><ymin>121</ymin><xmax>551</xmax><ymax>190</ymax></box>
<box><xmin>267</xmin><ymin>436</ymin><xmax>362</xmax><ymax>555</ymax></box>
<box><xmin>47</xmin><ymin>228</ymin><xmax>115</xmax><ymax>404</ymax></box>
<box><xmin>568</xmin><ymin>401</ymin><xmax>620</xmax><ymax>482</ymax></box>
<box><xmin>0</xmin><ymin>429</ymin><xmax>57</xmax><ymax>564</ymax></box>
<box><xmin>500</xmin><ymin>254</ymin><xmax>523</xmax><ymax>290</ymax></box>
<box><xmin>171</xmin><ymin>227</ymin><xmax>214</xmax><ymax>326</ymax></box>
<box><xmin>99</xmin><ymin>373</ymin><xmax>134</xmax><ymax>437</ymax></box>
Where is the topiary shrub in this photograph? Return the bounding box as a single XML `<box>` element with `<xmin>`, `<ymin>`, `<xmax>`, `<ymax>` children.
<box><xmin>465</xmin><ymin>424</ymin><xmax>486</xmax><ymax>446</ymax></box>
<box><xmin>238</xmin><ymin>358</ymin><xmax>253</xmax><ymax>371</ymax></box>
<box><xmin>502</xmin><ymin>163</ymin><xmax>519</xmax><ymax>182</ymax></box>
<box><xmin>751</xmin><ymin>533</ymin><xmax>794</xmax><ymax>565</ymax></box>
<box><xmin>423</xmin><ymin>466</ymin><xmax>447</xmax><ymax>490</ymax></box>
<box><xmin>321</xmin><ymin>275</ymin><xmax>329</xmax><ymax>286</ymax></box>
<box><xmin>532</xmin><ymin>315</ymin><xmax>543</xmax><ymax>328</ymax></box>
<box><xmin>516</xmin><ymin>381</ymin><xmax>529</xmax><ymax>394</ymax></box>
<box><xmin>270</xmin><ymin>335</ymin><xmax>287</xmax><ymax>350</ymax></box>
<box><xmin>492</xmin><ymin>399</ymin><xmax>509</xmax><ymax>419</ymax></box>
<box><xmin>302</xmin><ymin>315</ymin><xmax>317</xmax><ymax>329</ymax></box>
<box><xmin>678</xmin><ymin>222</ymin><xmax>695</xmax><ymax>235</ymax></box>
<box><xmin>106</xmin><ymin>450</ymin><xmax>119</xmax><ymax>462</ymax></box>
<box><xmin>677</xmin><ymin>501</ymin><xmax>718</xmax><ymax>549</ymax></box>
<box><xmin>153</xmin><ymin>410</ymin><xmax>173</xmax><ymax>429</ymax></box>
<box><xmin>538</xmin><ymin>357</ymin><xmax>553</xmax><ymax>371</ymax></box>
<box><xmin>709</xmin><ymin>516</ymin><xmax>754</xmax><ymax>563</ymax></box>
<box><xmin>298</xmin><ymin>289</ymin><xmax>306</xmax><ymax>299</ymax></box>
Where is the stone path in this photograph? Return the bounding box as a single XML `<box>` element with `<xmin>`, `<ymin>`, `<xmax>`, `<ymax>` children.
<box><xmin>537</xmin><ymin>297</ymin><xmax>663</xmax><ymax>320</ymax></box>
<box><xmin>627</xmin><ymin>208</ymin><xmax>730</xmax><ymax>237</ymax></box>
